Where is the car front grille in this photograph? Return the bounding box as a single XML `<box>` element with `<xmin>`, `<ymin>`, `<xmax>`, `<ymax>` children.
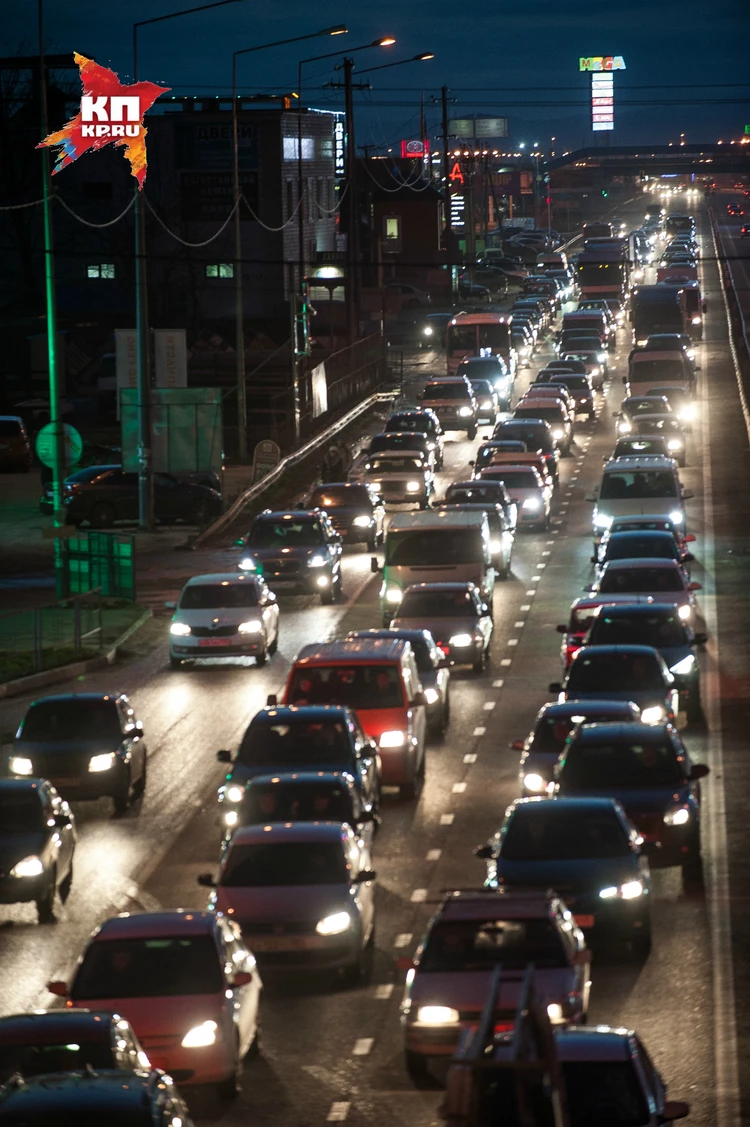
<box><xmin>190</xmin><ymin>625</ymin><xmax>239</xmax><ymax>638</ymax></box>
<box><xmin>264</xmin><ymin>558</ymin><xmax>302</xmax><ymax>575</ymax></box>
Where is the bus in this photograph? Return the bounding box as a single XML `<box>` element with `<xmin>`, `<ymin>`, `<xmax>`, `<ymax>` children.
<box><xmin>446</xmin><ymin>312</ymin><xmax>516</xmax><ymax>376</ymax></box>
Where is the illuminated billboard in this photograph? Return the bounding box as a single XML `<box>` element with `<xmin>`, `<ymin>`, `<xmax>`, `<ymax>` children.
<box><xmin>579</xmin><ymin>56</ymin><xmax>626</xmax><ymax>71</ymax></box>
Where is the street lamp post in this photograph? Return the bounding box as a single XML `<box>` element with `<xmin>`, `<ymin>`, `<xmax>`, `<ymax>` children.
<box><xmin>230</xmin><ymin>25</ymin><xmax>347</xmax><ymax>463</ymax></box>
<box><xmin>133</xmin><ymin>0</ymin><xmax>245</xmax><ymax>530</ymax></box>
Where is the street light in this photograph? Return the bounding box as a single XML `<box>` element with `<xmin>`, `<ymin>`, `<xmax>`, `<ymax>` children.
<box><xmin>230</xmin><ymin>24</ymin><xmax>348</xmax><ymax>462</ymax></box>
<box><xmin>133</xmin><ymin>0</ymin><xmax>246</xmax><ymax>530</ymax></box>
<box><xmin>355</xmin><ymin>52</ymin><xmax>434</xmax><ymax>74</ymax></box>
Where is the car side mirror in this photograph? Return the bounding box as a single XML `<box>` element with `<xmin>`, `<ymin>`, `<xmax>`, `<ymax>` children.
<box><xmin>266</xmin><ymin>694</ymin><xmax>278</xmax><ymax>706</ymax></box>
<box><xmin>47</xmin><ymin>980</ymin><xmax>68</xmax><ymax>997</ymax></box>
<box><xmin>622</xmin><ymin>376</ymin><xmax>627</xmax><ymax>384</ymax></box>
<box><xmin>688</xmin><ymin>581</ymin><xmax>702</xmax><ymax>591</ymax></box>
<box><xmin>549</xmin><ymin>681</ymin><xmax>562</xmax><ymax>693</ymax></box>
<box><xmin>197</xmin><ymin>872</ymin><xmax>216</xmax><ymax>887</ymax></box>
<box><xmin>395</xmin><ymin>955</ymin><xmax>414</xmax><ymax>972</ymax></box>
<box><xmin>611</xmin><ymin>410</ymin><xmax>621</xmax><ymax>418</ymax></box>
<box><xmin>683</xmin><ymin>552</ymin><xmax>694</xmax><ymax>563</ymax></box>
<box><xmin>54</xmin><ymin>813</ymin><xmax>72</xmax><ymax>828</ymax></box>
<box><xmin>468</xmin><ymin>460</ymin><xmax>475</xmax><ymax>467</ymax></box>
<box><xmin>412</xmin><ymin>691</ymin><xmax>428</xmax><ymax>708</ymax></box>
<box><xmin>661</xmin><ymin>1100</ymin><xmax>690</xmax><ymax>1122</ymax></box>
<box><xmin>354</xmin><ymin>869</ymin><xmax>377</xmax><ymax>883</ymax></box>
<box><xmin>510</xmin><ymin>739</ymin><xmax>525</xmax><ymax>751</ymax></box>
<box><xmin>555</xmin><ymin>624</ymin><xmax>567</xmax><ymax>634</ymax></box>
<box><xmin>693</xmin><ymin>632</ymin><xmax>708</xmax><ymax>646</ymax></box>
<box><xmin>684</xmin><ymin>533</ymin><xmax>696</xmax><ymax>543</ymax></box>
<box><xmin>216</xmin><ymin>749</ymin><xmax>232</xmax><ymax>764</ymax></box>
<box><xmin>371</xmin><ymin>557</ymin><xmax>382</xmax><ymax>574</ymax></box>
<box><xmin>690</xmin><ymin>764</ymin><xmax>710</xmax><ymax>781</ymax></box>
<box><xmin>231</xmin><ymin>969</ymin><xmax>254</xmax><ymax>987</ymax></box>
<box><xmin>474</xmin><ymin>843</ymin><xmax>494</xmax><ymax>860</ymax></box>
<box><xmin>164</xmin><ymin>601</ymin><xmax>176</xmax><ymax>610</ymax></box>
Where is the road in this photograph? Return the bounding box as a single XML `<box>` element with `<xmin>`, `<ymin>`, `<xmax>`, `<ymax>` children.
<box><xmin>0</xmin><ymin>193</ymin><xmax>747</xmax><ymax>1126</ymax></box>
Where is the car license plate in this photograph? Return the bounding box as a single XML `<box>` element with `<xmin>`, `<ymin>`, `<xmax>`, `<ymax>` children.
<box><xmin>198</xmin><ymin>637</ymin><xmax>232</xmax><ymax>647</ymax></box>
<box><xmin>574</xmin><ymin>914</ymin><xmax>595</xmax><ymax>929</ymax></box>
<box><xmin>248</xmin><ymin>935</ymin><xmax>320</xmax><ymax>952</ymax></box>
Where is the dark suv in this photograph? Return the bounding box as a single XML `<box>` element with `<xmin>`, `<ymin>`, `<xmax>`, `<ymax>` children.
<box><xmin>0</xmin><ymin>416</ymin><xmax>32</xmax><ymax>472</ymax></box>
<box><xmin>240</xmin><ymin>509</ymin><xmax>343</xmax><ymax>604</ymax></box>
<box><xmin>419</xmin><ymin>376</ymin><xmax>479</xmax><ymax>439</ymax></box>
<box><xmin>40</xmin><ymin>464</ymin><xmax>221</xmax><ymax>528</ymax></box>
<box><xmin>304</xmin><ymin>483</ymin><xmax>385</xmax><ymax>551</ymax></box>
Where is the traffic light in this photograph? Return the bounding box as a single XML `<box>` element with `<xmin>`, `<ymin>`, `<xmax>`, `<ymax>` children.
<box><xmin>601</xmin><ymin>188</ymin><xmax>609</xmax><ymax>197</ymax></box>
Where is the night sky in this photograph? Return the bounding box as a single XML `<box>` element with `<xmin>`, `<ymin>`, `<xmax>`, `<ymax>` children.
<box><xmin>7</xmin><ymin>0</ymin><xmax>749</xmax><ymax>155</ymax></box>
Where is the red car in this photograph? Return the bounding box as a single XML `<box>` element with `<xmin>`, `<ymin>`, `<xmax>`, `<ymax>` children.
<box><xmin>741</xmin><ymin>224</ymin><xmax>750</xmax><ymax>239</ymax></box>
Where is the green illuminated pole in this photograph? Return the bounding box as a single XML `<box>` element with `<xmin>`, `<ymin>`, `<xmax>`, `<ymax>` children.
<box><xmin>38</xmin><ymin>0</ymin><xmax>66</xmax><ymax>598</ymax></box>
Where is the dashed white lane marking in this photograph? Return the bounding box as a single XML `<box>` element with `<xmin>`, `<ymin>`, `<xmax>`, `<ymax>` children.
<box><xmin>537</xmin><ymin>563</ymin><xmax>547</xmax><ymax>570</ymax></box>
<box><xmin>426</xmin><ymin>848</ymin><xmax>442</xmax><ymax>860</ymax></box>
<box><xmin>545</xmin><ymin>539</ymin><xmax>555</xmax><ymax>545</ymax></box>
<box><xmin>410</xmin><ymin>888</ymin><xmax>427</xmax><ymax>902</ymax></box>
<box><xmin>530</xmin><ymin>575</ymin><xmax>541</xmax><ymax>583</ymax></box>
<box><xmin>500</xmin><ymin>658</ymin><xmax>512</xmax><ymax>666</ymax></box>
<box><xmin>514</xmin><ymin>620</ymin><xmax>525</xmax><ymax>628</ymax></box>
<box><xmin>519</xmin><ymin>604</ymin><xmax>531</xmax><ymax>612</ymax></box>
<box><xmin>463</xmin><ymin>754</ymin><xmax>477</xmax><ymax>765</ymax></box>
<box><xmin>551</xmin><ymin>529</ymin><xmax>560</xmax><ymax>535</ymax></box>
<box><xmin>565</xmin><ymin>489</ymin><xmax>573</xmax><ymax>495</ymax></box>
<box><xmin>473</xmin><ymin>725</ymin><xmax>486</xmax><ymax>736</ymax></box>
<box><xmin>552</xmin><ymin>518</ymin><xmax>563</xmax><ymax>525</ymax></box>
<box><xmin>440</xmin><ymin>813</ymin><xmax>455</xmax><ymax>825</ymax></box>
<box><xmin>507</xmin><ymin>638</ymin><xmax>519</xmax><ymax>646</ymax></box>
<box><xmin>541</xmin><ymin>551</ymin><xmax>551</xmax><ymax>558</ymax></box>
<box><xmin>327</xmin><ymin>1103</ymin><xmax>351</xmax><ymax>1121</ymax></box>
<box><xmin>394</xmin><ymin>933</ymin><xmax>413</xmax><ymax>947</ymax></box>
<box><xmin>353</xmin><ymin>1038</ymin><xmax>374</xmax><ymax>1056</ymax></box>
<box><xmin>374</xmin><ymin>984</ymin><xmax>394</xmax><ymax>999</ymax></box>
<box><xmin>483</xmin><ymin>700</ymin><xmax>496</xmax><ymax>709</ymax></box>
<box><xmin>492</xmin><ymin>678</ymin><xmax>505</xmax><ymax>687</ymax></box>
<box><xmin>452</xmin><ymin>782</ymin><xmax>467</xmax><ymax>794</ymax></box>
<box><xmin>525</xmin><ymin>588</ymin><xmax>537</xmax><ymax>595</ymax></box>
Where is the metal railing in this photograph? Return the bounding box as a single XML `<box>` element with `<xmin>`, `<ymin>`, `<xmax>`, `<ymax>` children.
<box><xmin>0</xmin><ymin>591</ymin><xmax>123</xmax><ymax>680</ymax></box>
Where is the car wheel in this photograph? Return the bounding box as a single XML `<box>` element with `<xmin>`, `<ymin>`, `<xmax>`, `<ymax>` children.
<box><xmin>682</xmin><ymin>851</ymin><xmax>703</xmax><ymax>891</ymax></box>
<box><xmin>367</xmin><ymin>533</ymin><xmax>377</xmax><ymax>552</ymax></box>
<box><xmin>405</xmin><ymin>1050</ymin><xmax>433</xmax><ymax>1085</ymax></box>
<box><xmin>472</xmin><ymin>648</ymin><xmax>485</xmax><ymax>674</ymax></box>
<box><xmin>216</xmin><ymin>1068</ymin><xmax>238</xmax><ymax>1102</ymax></box>
<box><xmin>631</xmin><ymin>925</ymin><xmax>652</xmax><ymax>959</ymax></box>
<box><xmin>112</xmin><ymin>769</ymin><xmax>131</xmax><ymax>816</ymax></box>
<box><xmin>89</xmin><ymin>500</ymin><xmax>115</xmax><ymax>528</ymax></box>
<box><xmin>134</xmin><ymin>756</ymin><xmax>147</xmax><ymax>800</ymax></box>
<box><xmin>169</xmin><ymin>655</ymin><xmax>182</xmax><ymax>669</ymax></box>
<box><xmin>687</xmin><ymin>688</ymin><xmax>702</xmax><ymax>723</ymax></box>
<box><xmin>255</xmin><ymin>647</ymin><xmax>267</xmax><ymax>667</ymax></box>
<box><xmin>399</xmin><ymin>753</ymin><xmax>425</xmax><ymax>800</ymax></box>
<box><xmin>679</xmin><ymin>456</ymin><xmax>686</xmax><ymax>468</ymax></box>
<box><xmin>345</xmin><ymin>928</ymin><xmax>375</xmax><ymax>987</ymax></box>
<box><xmin>246</xmin><ymin>1014</ymin><xmax>262</xmax><ymax>1059</ymax></box>
<box><xmin>36</xmin><ymin>872</ymin><xmax>56</xmax><ymax>924</ymax></box>
<box><xmin>467</xmin><ymin>424</ymin><xmax>477</xmax><ymax>440</ymax></box>
<box><xmin>59</xmin><ymin>861</ymin><xmax>74</xmax><ymax>903</ymax></box>
<box><xmin>268</xmin><ymin>629</ymin><xmax>278</xmax><ymax>656</ymax></box>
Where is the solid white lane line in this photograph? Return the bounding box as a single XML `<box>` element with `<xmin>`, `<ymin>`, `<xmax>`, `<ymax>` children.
<box><xmin>394</xmin><ymin>933</ymin><xmax>413</xmax><ymax>947</ymax></box>
<box><xmin>473</xmin><ymin>725</ymin><xmax>486</xmax><ymax>736</ymax></box>
<box><xmin>426</xmin><ymin>848</ymin><xmax>442</xmax><ymax>860</ymax></box>
<box><xmin>545</xmin><ymin>539</ymin><xmax>555</xmax><ymax>545</ymax></box>
<box><xmin>439</xmin><ymin>813</ymin><xmax>455</xmax><ymax>825</ymax></box>
<box><xmin>352</xmin><ymin>1038</ymin><xmax>374</xmax><ymax>1056</ymax></box>
<box><xmin>374</xmin><ymin>984</ymin><xmax>394</xmax><ymax>999</ymax></box>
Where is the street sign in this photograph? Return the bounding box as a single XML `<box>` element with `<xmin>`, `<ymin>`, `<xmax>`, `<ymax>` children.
<box><xmin>745</xmin><ymin>125</ymin><xmax>750</xmax><ymax>135</ymax></box>
<box><xmin>35</xmin><ymin>422</ymin><xmax>83</xmax><ymax>469</ymax></box>
<box><xmin>252</xmin><ymin>439</ymin><xmax>281</xmax><ymax>484</ymax></box>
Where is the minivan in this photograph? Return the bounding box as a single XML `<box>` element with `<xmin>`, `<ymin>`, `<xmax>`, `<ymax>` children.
<box><xmin>372</xmin><ymin>509</ymin><xmax>495</xmax><ymax>624</ymax></box>
<box><xmin>587</xmin><ymin>456</ymin><xmax>692</xmax><ymax>544</ymax></box>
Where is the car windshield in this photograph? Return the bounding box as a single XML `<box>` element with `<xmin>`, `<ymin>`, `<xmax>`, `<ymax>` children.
<box><xmin>599</xmin><ymin>567</ymin><xmax>684</xmax><ymax>593</ymax></box>
<box><xmin>588</xmin><ymin>612</ymin><xmax>688</xmax><ymax>648</ymax></box>
<box><xmin>287</xmin><ymin>665</ymin><xmax>404</xmax><ymax>710</ymax></box>
<box><xmin>562</xmin><ymin>1061</ymin><xmax>650</xmax><ymax>1127</ymax></box>
<box><xmin>614</xmin><ymin>439</ymin><xmax>667</xmax><ymax>457</ymax></box>
<box><xmin>310</xmin><ymin>486</ymin><xmax>369</xmax><ymax>508</ymax></box>
<box><xmin>514</xmin><ymin>407</ymin><xmax>563</xmax><ymax>424</ymax></box>
<box><xmin>19</xmin><ymin>699</ymin><xmax>120</xmax><ymax>741</ymax></box>
<box><xmin>561</xmin><ymin>741</ymin><xmax>684</xmax><ymax>788</ymax></box>
<box><xmin>469</xmin><ymin>380</ymin><xmax>494</xmax><ymax>396</ymax></box>
<box><xmin>71</xmin><ymin>936</ymin><xmax>223</xmax><ymax>1000</ymax></box>
<box><xmin>0</xmin><ymin>793</ymin><xmax>44</xmax><ymax>833</ymax></box>
<box><xmin>482</xmin><ymin>470</ymin><xmax>537</xmax><ymax>489</ymax></box>
<box><xmin>388</xmin><ymin>414</ymin><xmax>436</xmax><ymax>435</ymax></box>
<box><xmin>631</xmin><ymin>359</ymin><xmax>685</xmax><ymax>380</ymax></box>
<box><xmin>458</xmin><ymin>361</ymin><xmax>506</xmax><ymax>379</ymax></box>
<box><xmin>0</xmin><ymin>421</ymin><xmax>22</xmax><ymax>438</ymax></box>
<box><xmin>502</xmin><ymin>806</ymin><xmax>630</xmax><ymax>861</ymax></box>
<box><xmin>237</xmin><ymin>720</ymin><xmax>351</xmax><ymax>765</ymax></box>
<box><xmin>424</xmin><ymin>383</ymin><xmax>472</xmax><ymax>400</ymax></box>
<box><xmin>247</xmin><ymin>520</ymin><xmax>323</xmax><ymax>548</ymax></box>
<box><xmin>496</xmin><ymin>425</ymin><xmax>552</xmax><ymax>450</ymax></box>
<box><xmin>179</xmin><ymin>583</ymin><xmax>258</xmax><ymax>609</ymax></box>
<box><xmin>0</xmin><ymin>1037</ymin><xmax>113</xmax><ymax>1084</ymax></box>
<box><xmin>369</xmin><ymin>434</ymin><xmax>426</xmax><ymax>453</ymax></box>
<box><xmin>367</xmin><ymin>456</ymin><xmax>424</xmax><ymax>474</ymax></box>
<box><xmin>244</xmin><ymin>783</ymin><xmax>354</xmax><ymax>824</ymax></box>
<box><xmin>420</xmin><ymin>918</ymin><xmax>568</xmax><ymax>972</ymax></box>
<box><xmin>386</xmin><ymin>529</ymin><xmax>483</xmax><ymax>567</ymax></box>
<box><xmin>604</xmin><ymin>536</ymin><xmax>678</xmax><ymax>561</ymax></box>
<box><xmin>221</xmin><ymin>842</ymin><xmax>347</xmax><ymax>887</ymax></box>
<box><xmin>550</xmin><ymin>376</ymin><xmax>589</xmax><ymax>390</ymax></box>
<box><xmin>599</xmin><ymin>471</ymin><xmax>677</xmax><ymax>500</ymax></box>
<box><xmin>568</xmin><ymin>651</ymin><xmax>664</xmax><ymax>690</ymax></box>
<box><xmin>446</xmin><ymin>484</ymin><xmax>506</xmax><ymax>505</ymax></box>
<box><xmin>390</xmin><ymin>635</ymin><xmax>432</xmax><ymax>670</ymax></box>
<box><xmin>399</xmin><ymin>589</ymin><xmax>479</xmax><ymax>619</ymax></box>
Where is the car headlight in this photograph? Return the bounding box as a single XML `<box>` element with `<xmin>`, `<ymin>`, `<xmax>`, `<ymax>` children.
<box><xmin>678</xmin><ymin>605</ymin><xmax>692</xmax><ymax>621</ymax></box>
<box><xmin>523</xmin><ymin>772</ymin><xmax>546</xmax><ymax>793</ymax></box>
<box><xmin>547</xmin><ymin>1003</ymin><xmax>564</xmax><ymax>1022</ymax></box>
<box><xmin>238</xmin><ymin>620</ymin><xmax>263</xmax><ymax>634</ymax></box>
<box><xmin>459</xmin><ymin>406</ymin><xmax>473</xmax><ymax>417</ymax></box>
<box><xmin>88</xmin><ymin>752</ymin><xmax>116</xmax><ymax>773</ymax></box>
<box><xmin>224</xmin><ymin>810</ymin><xmax>239</xmax><ymax>827</ymax></box>
<box><xmin>617</xmin><ymin>420</ymin><xmax>632</xmax><ymax>434</ymax></box>
<box><xmin>599</xmin><ymin>880</ymin><xmax>644</xmax><ymax>899</ymax></box>
<box><xmin>316</xmin><ymin>911</ymin><xmax>351</xmax><ymax>936</ymax></box>
<box><xmin>423</xmin><ymin>326</ymin><xmax>434</xmax><ymax>336</ymax></box>
<box><xmin>691</xmin><ymin>315</ymin><xmax>701</xmax><ymax>325</ymax></box>
<box><xmin>423</xmin><ymin>687</ymin><xmax>439</xmax><ymax>705</ymax></box>
<box><xmin>669</xmin><ymin>510</ymin><xmax>684</xmax><ymax>525</ymax></box>
<box><xmin>181</xmin><ymin>1021</ymin><xmax>217</xmax><ymax>1048</ymax></box>
<box><xmin>669</xmin><ymin>654</ymin><xmax>696</xmax><ymax>676</ymax></box>
<box><xmin>686</xmin><ymin>349</ymin><xmax>696</xmax><ymax>361</ymax></box>
<box><xmin>481</xmin><ymin>399</ymin><xmax>493</xmax><ymax>409</ymax></box>
<box><xmin>667</xmin><ymin>439</ymin><xmax>682</xmax><ymax>451</ymax></box>
<box><xmin>448</xmin><ymin>633</ymin><xmax>474</xmax><ymax>647</ymax></box>
<box><xmin>170</xmin><ymin>622</ymin><xmax>191</xmax><ymax>636</ymax></box>
<box><xmin>226</xmin><ymin>785</ymin><xmax>244</xmax><ymax>804</ymax></box>
<box><xmin>640</xmin><ymin>705</ymin><xmax>665</xmax><ymax>725</ymax></box>
<box><xmin>679</xmin><ymin>405</ymin><xmax>696</xmax><ymax>422</ymax></box>
<box><xmin>636</xmin><ymin>339</ymin><xmax>648</xmax><ymax>347</ymax></box>
<box><xmin>416</xmin><ymin>1006</ymin><xmax>459</xmax><ymax>1025</ymax></box>
<box><xmin>238</xmin><ymin>557</ymin><xmax>256</xmax><ymax>571</ymax></box>
<box><xmin>353</xmin><ymin>515</ymin><xmax>371</xmax><ymax>527</ymax></box>
<box><xmin>590</xmin><ymin>367</ymin><xmax>599</xmax><ymax>377</ymax></box>
<box><xmin>9</xmin><ymin>757</ymin><xmax>33</xmax><ymax>776</ymax></box>
<box><xmin>490</xmin><ymin>539</ymin><xmax>503</xmax><ymax>553</ymax></box>
<box><xmin>406</xmin><ymin>481</ymin><xmax>421</xmax><ymax>493</ymax></box>
<box><xmin>594</xmin><ymin>513</ymin><xmax>612</xmax><ymax>530</ymax></box>
<box><xmin>9</xmin><ymin>855</ymin><xmax>44</xmax><ymax>879</ymax></box>
<box><xmin>598</xmin><ymin>353</ymin><xmax>607</xmax><ymax>363</ymax></box>
<box><xmin>380</xmin><ymin>730</ymin><xmax>406</xmax><ymax>748</ymax></box>
<box><xmin>552</xmin><ymin>428</ymin><xmax>564</xmax><ymax>440</ymax></box>
<box><xmin>664</xmin><ymin>805</ymin><xmax>691</xmax><ymax>826</ymax></box>
<box><xmin>385</xmin><ymin>587</ymin><xmax>403</xmax><ymax>604</ymax></box>
<box><xmin>522</xmin><ymin>497</ymin><xmax>541</xmax><ymax>511</ymax></box>
<box><xmin>307</xmin><ymin>554</ymin><xmax>327</xmax><ymax>568</ymax></box>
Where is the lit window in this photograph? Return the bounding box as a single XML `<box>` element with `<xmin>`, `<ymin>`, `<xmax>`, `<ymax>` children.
<box><xmin>384</xmin><ymin>216</ymin><xmax>401</xmax><ymax>241</ymax></box>
<box><xmin>87</xmin><ymin>263</ymin><xmax>115</xmax><ymax>279</ymax></box>
<box><xmin>205</xmin><ymin>263</ymin><xmax>234</xmax><ymax>278</ymax></box>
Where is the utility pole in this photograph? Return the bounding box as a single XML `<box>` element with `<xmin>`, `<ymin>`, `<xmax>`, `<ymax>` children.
<box><xmin>38</xmin><ymin>0</ymin><xmax>65</xmax><ymax>597</ymax></box>
<box><xmin>231</xmin><ymin>65</ymin><xmax>247</xmax><ymax>462</ymax></box>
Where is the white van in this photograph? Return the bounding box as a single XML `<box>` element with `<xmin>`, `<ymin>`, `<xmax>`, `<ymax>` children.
<box><xmin>586</xmin><ymin>455</ymin><xmax>693</xmax><ymax>545</ymax></box>
<box><xmin>372</xmin><ymin>509</ymin><xmax>495</xmax><ymax>623</ymax></box>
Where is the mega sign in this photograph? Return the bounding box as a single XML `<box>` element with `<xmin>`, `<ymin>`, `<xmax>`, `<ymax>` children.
<box><xmin>579</xmin><ymin>56</ymin><xmax>626</xmax><ymax>72</ymax></box>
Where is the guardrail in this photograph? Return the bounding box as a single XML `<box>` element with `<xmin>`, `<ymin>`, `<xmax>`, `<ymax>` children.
<box><xmin>708</xmin><ymin>207</ymin><xmax>750</xmax><ymax>440</ymax></box>
<box><xmin>193</xmin><ymin>389</ymin><xmax>396</xmax><ymax>549</ymax></box>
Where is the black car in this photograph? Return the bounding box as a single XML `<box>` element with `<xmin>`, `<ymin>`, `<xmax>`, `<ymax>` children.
<box><xmin>366</xmin><ymin>430</ymin><xmax>437</xmax><ymax>469</ymax></box>
<box><xmin>219</xmin><ymin>770</ymin><xmax>378</xmax><ymax>843</ymax></box>
<box><xmin>594</xmin><ymin>530</ymin><xmax>688</xmax><ymax>571</ymax></box>
<box><xmin>535</xmin><ymin>373</ymin><xmax>595</xmax><ymax>418</ymax></box>
<box><xmin>0</xmin><ymin>1010</ymin><xmax>150</xmax><ymax>1082</ymax></box>
<box><xmin>0</xmin><ymin>1069</ymin><xmax>192</xmax><ymax>1126</ymax></box>
<box><xmin>416</xmin><ymin>312</ymin><xmax>454</xmax><ymax>349</ymax></box>
<box><xmin>10</xmin><ymin>694</ymin><xmax>147</xmax><ymax>816</ymax></box>
<box><xmin>443</xmin><ymin>479</ymin><xmax>518</xmax><ymax>530</ymax></box>
<box><xmin>385</xmin><ymin>409</ymin><xmax>445</xmax><ymax>468</ymax></box>
<box><xmin>554</xmin><ymin>721</ymin><xmax>709</xmax><ymax>877</ymax></box>
<box><xmin>240</xmin><ymin>509</ymin><xmax>343</xmax><ymax>603</ymax></box>
<box><xmin>472</xmin><ymin>440</ymin><xmax>528</xmax><ymax>473</ymax></box>
<box><xmin>476</xmin><ymin>796</ymin><xmax>653</xmax><ymax>953</ymax></box>
<box><xmin>611</xmin><ymin>435</ymin><xmax>670</xmax><ymax>460</ymax></box>
<box><xmin>40</xmin><ymin>465</ymin><xmax>222</xmax><ymax>528</ymax></box>
<box><xmin>0</xmin><ymin>778</ymin><xmax>76</xmax><ymax>923</ymax></box>
<box><xmin>304</xmin><ymin>483</ymin><xmax>385</xmax><ymax>550</ymax></box>
<box><xmin>490</xmin><ymin>419</ymin><xmax>560</xmax><ymax>482</ymax></box>
<box><xmin>217</xmin><ymin>704</ymin><xmax>381</xmax><ymax>814</ymax></box>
